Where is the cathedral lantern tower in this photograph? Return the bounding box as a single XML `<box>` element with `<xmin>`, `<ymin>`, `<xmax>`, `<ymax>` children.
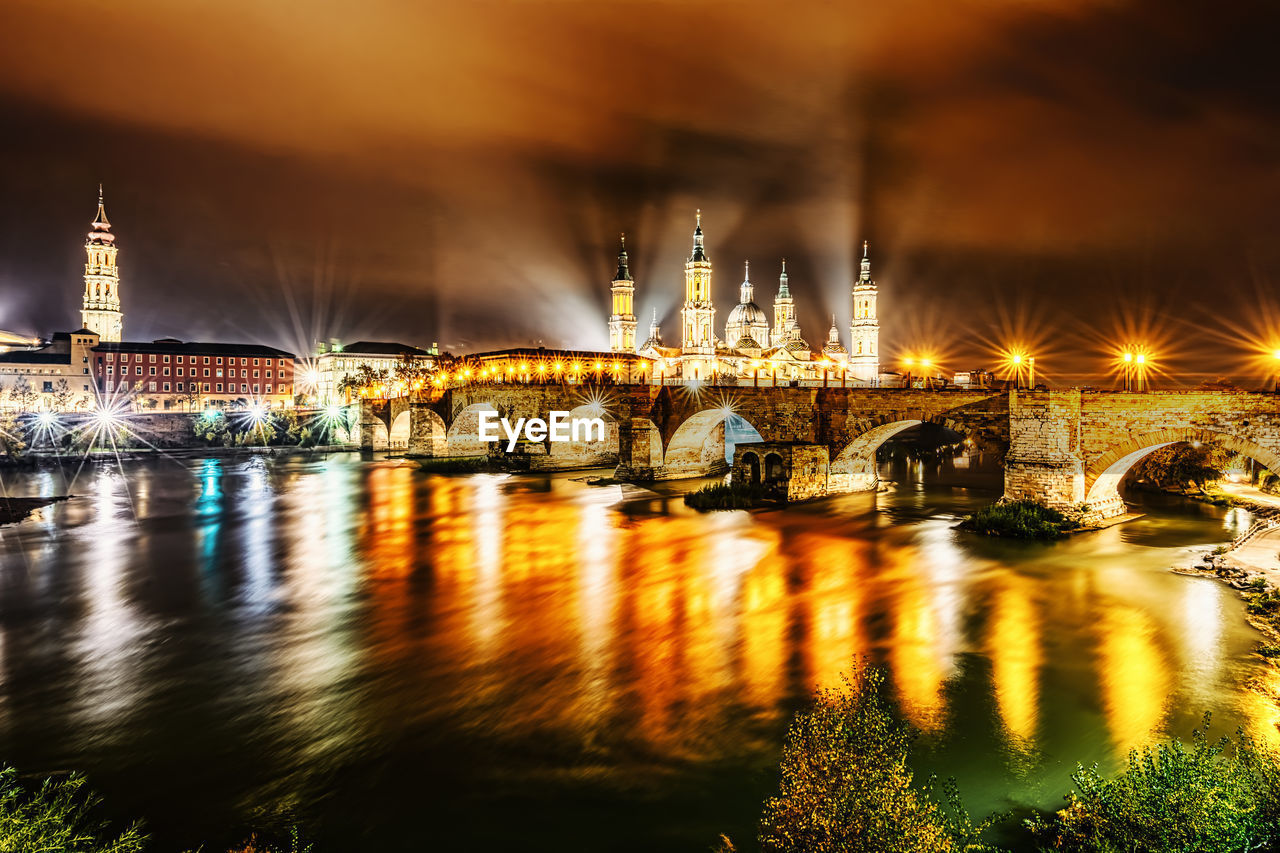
<box><xmin>82</xmin><ymin>185</ymin><xmax>123</xmax><ymax>342</ymax></box>
<box><xmin>771</xmin><ymin>259</ymin><xmax>796</xmax><ymax>347</ymax></box>
<box><xmin>680</xmin><ymin>211</ymin><xmax>715</xmax><ymax>356</ymax></box>
<box><xmin>608</xmin><ymin>234</ymin><xmax>637</xmax><ymax>352</ymax></box>
<box><xmin>849</xmin><ymin>240</ymin><xmax>879</xmax><ymax>382</ymax></box>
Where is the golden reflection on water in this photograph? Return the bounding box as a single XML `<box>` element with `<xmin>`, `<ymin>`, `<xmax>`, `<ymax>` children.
<box><xmin>338</xmin><ymin>471</ymin><xmax>1280</xmax><ymax>761</ymax></box>
<box><xmin>1095</xmin><ymin>603</ymin><xmax>1170</xmax><ymax>753</ymax></box>
<box><xmin>986</xmin><ymin>572</ymin><xmax>1042</xmax><ymax>751</ymax></box>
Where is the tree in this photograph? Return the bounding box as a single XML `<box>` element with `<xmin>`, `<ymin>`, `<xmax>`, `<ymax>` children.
<box><xmin>0</xmin><ymin>766</ymin><xmax>146</xmax><ymax>852</ymax></box>
<box><xmin>0</xmin><ymin>411</ymin><xmax>25</xmax><ymax>459</ymax></box>
<box><xmin>1028</xmin><ymin>717</ymin><xmax>1280</xmax><ymax>852</ymax></box>
<box><xmin>51</xmin><ymin>378</ymin><xmax>74</xmax><ymax>412</ymax></box>
<box><xmin>178</xmin><ymin>383</ymin><xmax>203</xmax><ymax>412</ymax></box>
<box><xmin>758</xmin><ymin>661</ymin><xmax>990</xmax><ymax>853</ymax></box>
<box><xmin>392</xmin><ymin>352</ymin><xmax>436</xmax><ymax>389</ymax></box>
<box><xmin>8</xmin><ymin>376</ymin><xmax>37</xmax><ymax>411</ymax></box>
<box><xmin>1130</xmin><ymin>441</ymin><xmax>1232</xmax><ymax>490</ymax></box>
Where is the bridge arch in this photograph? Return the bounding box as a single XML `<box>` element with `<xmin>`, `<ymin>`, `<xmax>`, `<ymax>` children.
<box><xmin>447</xmin><ymin>402</ymin><xmax>501</xmax><ymax>457</ymax></box>
<box><xmin>1084</xmin><ymin>427</ymin><xmax>1280</xmax><ymax>512</ymax></box>
<box><xmin>829</xmin><ymin>419</ymin><xmax>923</xmax><ymax>492</ymax></box>
<box><xmin>664</xmin><ymin>409</ymin><xmax>764</xmax><ymax>478</ymax></box>
<box><xmin>389</xmin><ymin>411</ymin><xmax>411</xmax><ymax>449</ymax></box>
<box><xmin>409</xmin><ymin>407</ymin><xmax>448</xmax><ymax>456</ymax></box>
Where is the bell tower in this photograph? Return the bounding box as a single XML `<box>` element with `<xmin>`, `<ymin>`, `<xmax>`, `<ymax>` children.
<box><xmin>608</xmin><ymin>234</ymin><xmax>637</xmax><ymax>352</ymax></box>
<box><xmin>82</xmin><ymin>185</ymin><xmax>123</xmax><ymax>342</ymax></box>
<box><xmin>680</xmin><ymin>210</ymin><xmax>715</xmax><ymax>356</ymax></box>
<box><xmin>849</xmin><ymin>240</ymin><xmax>879</xmax><ymax>382</ymax></box>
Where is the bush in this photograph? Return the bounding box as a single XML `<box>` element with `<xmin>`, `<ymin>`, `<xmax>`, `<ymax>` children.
<box><xmin>684</xmin><ymin>481</ymin><xmax>771</xmax><ymax>510</ymax></box>
<box><xmin>0</xmin><ymin>766</ymin><xmax>146</xmax><ymax>852</ymax></box>
<box><xmin>962</xmin><ymin>500</ymin><xmax>1081</xmax><ymax>540</ymax></box>
<box><xmin>1027</xmin><ymin>717</ymin><xmax>1280</xmax><ymax>852</ymax></box>
<box><xmin>757</xmin><ymin>662</ymin><xmax>993</xmax><ymax>853</ymax></box>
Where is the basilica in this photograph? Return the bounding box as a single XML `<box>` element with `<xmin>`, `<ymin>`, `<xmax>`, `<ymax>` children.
<box><xmin>607</xmin><ymin>212</ymin><xmax>881</xmax><ymax>384</ymax></box>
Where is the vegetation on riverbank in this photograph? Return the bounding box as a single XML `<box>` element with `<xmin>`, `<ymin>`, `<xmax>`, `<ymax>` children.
<box><xmin>0</xmin><ymin>765</ymin><xmax>310</xmax><ymax>852</ymax></box>
<box><xmin>416</xmin><ymin>456</ymin><xmax>491</xmax><ymax>473</ymax></box>
<box><xmin>722</xmin><ymin>660</ymin><xmax>1280</xmax><ymax>853</ymax></box>
<box><xmin>684</xmin><ymin>481</ymin><xmax>771</xmax><ymax>510</ymax></box>
<box><xmin>962</xmin><ymin>499</ymin><xmax>1082</xmax><ymax>540</ymax></box>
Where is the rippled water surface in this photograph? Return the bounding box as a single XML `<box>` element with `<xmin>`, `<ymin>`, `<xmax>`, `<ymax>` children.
<box><xmin>0</xmin><ymin>452</ymin><xmax>1272</xmax><ymax>851</ymax></box>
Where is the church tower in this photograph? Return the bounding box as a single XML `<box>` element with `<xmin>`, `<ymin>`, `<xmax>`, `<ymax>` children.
<box><xmin>608</xmin><ymin>234</ymin><xmax>637</xmax><ymax>352</ymax></box>
<box><xmin>849</xmin><ymin>240</ymin><xmax>879</xmax><ymax>382</ymax></box>
<box><xmin>771</xmin><ymin>259</ymin><xmax>796</xmax><ymax>347</ymax></box>
<box><xmin>82</xmin><ymin>185</ymin><xmax>123</xmax><ymax>342</ymax></box>
<box><xmin>680</xmin><ymin>211</ymin><xmax>715</xmax><ymax>356</ymax></box>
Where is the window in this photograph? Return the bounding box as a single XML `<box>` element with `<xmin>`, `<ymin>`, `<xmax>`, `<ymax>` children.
<box><xmin>106</xmin><ymin>352</ymin><xmax>114</xmax><ymax>361</ymax></box>
<box><xmin>240</xmin><ymin>383</ymin><xmax>248</xmax><ymax>392</ymax></box>
<box><xmin>107</xmin><ymin>365</ymin><xmax>113</xmax><ymax>375</ymax></box>
<box><xmin>241</xmin><ymin>358</ymin><xmax>247</xmax><ymax>365</ymax></box>
<box><xmin>253</xmin><ymin>370</ymin><xmax>260</xmax><ymax>378</ymax></box>
<box><xmin>265</xmin><ymin>384</ymin><xmax>272</xmax><ymax>394</ymax></box>
<box><xmin>163</xmin><ymin>367</ymin><xmax>170</xmax><ymax>376</ymax></box>
<box><xmin>215</xmin><ymin>369</ymin><xmax>223</xmax><ymax>378</ymax></box>
<box><xmin>203</xmin><ymin>368</ymin><xmax>210</xmax><ymax>377</ymax></box>
<box><xmin>216</xmin><ymin>357</ymin><xmax>223</xmax><ymax>365</ymax></box>
<box><xmin>177</xmin><ymin>382</ymin><xmax>184</xmax><ymax>392</ymax></box>
<box><xmin>203</xmin><ymin>357</ymin><xmax>210</xmax><ymax>364</ymax></box>
<box><xmin>149</xmin><ymin>354</ymin><xmax>156</xmax><ymax>363</ymax></box>
<box><xmin>149</xmin><ymin>382</ymin><xmax>156</xmax><ymax>391</ymax></box>
<box><xmin>42</xmin><ymin>381</ymin><xmax>52</xmax><ymax>393</ymax></box>
<box><xmin>216</xmin><ymin>383</ymin><xmax>223</xmax><ymax>392</ymax></box>
<box><xmin>253</xmin><ymin>384</ymin><xmax>260</xmax><ymax>394</ymax></box>
<box><xmin>266</xmin><ymin>370</ymin><xmax>273</xmax><ymax>379</ymax></box>
<box><xmin>149</xmin><ymin>366</ymin><xmax>156</xmax><ymax>375</ymax></box>
<box><xmin>135</xmin><ymin>366</ymin><xmax>142</xmax><ymax>375</ymax></box>
<box><xmin>163</xmin><ymin>382</ymin><xmax>171</xmax><ymax>392</ymax></box>
<box><xmin>203</xmin><ymin>383</ymin><xmax>210</xmax><ymax>392</ymax></box>
<box><xmin>163</xmin><ymin>355</ymin><xmax>170</xmax><ymax>363</ymax></box>
<box><xmin>253</xmin><ymin>358</ymin><xmax>260</xmax><ymax>366</ymax></box>
<box><xmin>177</xmin><ymin>356</ymin><xmax>183</xmax><ymax>364</ymax></box>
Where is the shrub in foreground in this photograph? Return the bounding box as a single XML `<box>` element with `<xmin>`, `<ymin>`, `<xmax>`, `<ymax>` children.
<box><xmin>1028</xmin><ymin>717</ymin><xmax>1280</xmax><ymax>852</ymax></box>
<box><xmin>0</xmin><ymin>766</ymin><xmax>146</xmax><ymax>852</ymax></box>
<box><xmin>758</xmin><ymin>662</ymin><xmax>993</xmax><ymax>853</ymax></box>
<box><xmin>963</xmin><ymin>499</ymin><xmax>1081</xmax><ymax>540</ymax></box>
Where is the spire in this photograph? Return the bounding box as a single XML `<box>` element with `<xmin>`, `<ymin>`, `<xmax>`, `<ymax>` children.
<box><xmin>858</xmin><ymin>240</ymin><xmax>872</xmax><ymax>284</ymax></box>
<box><xmin>740</xmin><ymin>259</ymin><xmax>753</xmax><ymax>304</ymax></box>
<box><xmin>92</xmin><ymin>184</ymin><xmax>110</xmax><ymax>230</ymax></box>
<box><xmin>829</xmin><ymin>314</ymin><xmax>840</xmax><ymax>343</ymax></box>
<box><xmin>777</xmin><ymin>258</ymin><xmax>790</xmax><ymax>299</ymax></box>
<box><xmin>614</xmin><ymin>233</ymin><xmax>632</xmax><ymax>281</ymax></box>
<box><xmin>690</xmin><ymin>209</ymin><xmax>707</xmax><ymax>262</ymax></box>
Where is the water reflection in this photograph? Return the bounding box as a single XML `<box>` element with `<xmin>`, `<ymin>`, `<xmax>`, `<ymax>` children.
<box><xmin>0</xmin><ymin>454</ymin><xmax>1271</xmax><ymax>851</ymax></box>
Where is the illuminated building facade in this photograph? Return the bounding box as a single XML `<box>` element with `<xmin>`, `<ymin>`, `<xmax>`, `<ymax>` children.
<box><xmin>848</xmin><ymin>241</ymin><xmax>879</xmax><ymax>381</ymax></box>
<box><xmin>0</xmin><ymin>330</ymin><xmax>101</xmax><ymax>410</ymax></box>
<box><xmin>81</xmin><ymin>186</ymin><xmax>123</xmax><ymax>343</ymax></box>
<box><xmin>94</xmin><ymin>339</ymin><xmax>296</xmax><ymax>410</ymax></box>
<box><xmin>608</xmin><ymin>236</ymin><xmax>637</xmax><ymax>353</ymax></box>
<box><xmin>620</xmin><ymin>211</ymin><xmax>877</xmax><ymax>386</ymax></box>
<box><xmin>312</xmin><ymin>340</ymin><xmax>438</xmax><ymax>405</ymax></box>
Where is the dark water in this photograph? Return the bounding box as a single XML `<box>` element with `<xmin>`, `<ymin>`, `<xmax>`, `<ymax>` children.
<box><xmin>0</xmin><ymin>452</ymin><xmax>1271</xmax><ymax>851</ymax></box>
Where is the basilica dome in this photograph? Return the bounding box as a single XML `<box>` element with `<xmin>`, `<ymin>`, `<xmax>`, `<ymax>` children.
<box><xmin>726</xmin><ymin>300</ymin><xmax>766</xmax><ymax>327</ymax></box>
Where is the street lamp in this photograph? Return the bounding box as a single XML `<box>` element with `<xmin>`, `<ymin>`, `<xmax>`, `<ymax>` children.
<box><xmin>1122</xmin><ymin>351</ymin><xmax>1134</xmax><ymax>392</ymax></box>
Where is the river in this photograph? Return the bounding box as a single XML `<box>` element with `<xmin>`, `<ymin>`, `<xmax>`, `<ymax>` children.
<box><xmin>0</xmin><ymin>451</ymin><xmax>1272</xmax><ymax>851</ymax></box>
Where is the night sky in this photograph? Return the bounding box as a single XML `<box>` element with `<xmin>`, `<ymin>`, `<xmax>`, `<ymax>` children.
<box><xmin>3</xmin><ymin>0</ymin><xmax>1280</xmax><ymax>384</ymax></box>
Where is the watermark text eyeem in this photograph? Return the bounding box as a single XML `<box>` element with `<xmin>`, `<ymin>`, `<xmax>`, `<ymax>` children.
<box><xmin>477</xmin><ymin>410</ymin><xmax>606</xmax><ymax>452</ymax></box>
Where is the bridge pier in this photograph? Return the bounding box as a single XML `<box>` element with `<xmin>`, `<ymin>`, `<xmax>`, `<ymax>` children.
<box><xmin>406</xmin><ymin>401</ymin><xmax>447</xmax><ymax>457</ymax></box>
<box><xmin>1003</xmin><ymin>390</ymin><xmax>1087</xmax><ymax>511</ymax></box>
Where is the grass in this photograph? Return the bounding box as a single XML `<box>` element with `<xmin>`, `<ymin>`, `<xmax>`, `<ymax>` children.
<box><xmin>416</xmin><ymin>456</ymin><xmax>491</xmax><ymax>473</ymax></box>
<box><xmin>684</xmin><ymin>481</ymin><xmax>772</xmax><ymax>510</ymax></box>
<box><xmin>962</xmin><ymin>499</ymin><xmax>1082</xmax><ymax>540</ymax></box>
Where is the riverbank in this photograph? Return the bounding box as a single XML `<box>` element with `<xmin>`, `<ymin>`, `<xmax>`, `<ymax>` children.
<box><xmin>0</xmin><ymin>495</ymin><xmax>68</xmax><ymax>525</ymax></box>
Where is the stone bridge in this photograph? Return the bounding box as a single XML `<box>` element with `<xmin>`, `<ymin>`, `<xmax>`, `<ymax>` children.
<box><xmin>1004</xmin><ymin>389</ymin><xmax>1280</xmax><ymax>518</ymax></box>
<box><xmin>360</xmin><ymin>384</ymin><xmax>1009</xmax><ymax>490</ymax></box>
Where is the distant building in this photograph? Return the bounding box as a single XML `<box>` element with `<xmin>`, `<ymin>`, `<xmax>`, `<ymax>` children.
<box><xmin>81</xmin><ymin>187</ymin><xmax>123</xmax><ymax>342</ymax></box>
<box><xmin>466</xmin><ymin>347</ymin><xmax>651</xmax><ymax>385</ymax></box>
<box><xmin>0</xmin><ymin>329</ymin><xmax>101</xmax><ymax>410</ymax></box>
<box><xmin>312</xmin><ymin>340</ymin><xmax>438</xmax><ymax>405</ymax></box>
<box><xmin>953</xmin><ymin>369</ymin><xmax>996</xmax><ymax>389</ymax></box>
<box><xmin>93</xmin><ymin>339</ymin><xmax>296</xmax><ymax>410</ymax></box>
